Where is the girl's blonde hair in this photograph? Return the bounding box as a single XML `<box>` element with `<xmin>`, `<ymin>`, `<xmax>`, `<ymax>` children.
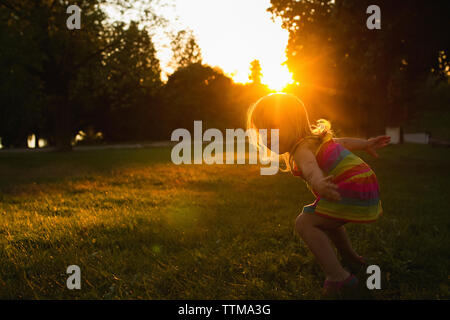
<box><xmin>246</xmin><ymin>93</ymin><xmax>332</xmax><ymax>173</ymax></box>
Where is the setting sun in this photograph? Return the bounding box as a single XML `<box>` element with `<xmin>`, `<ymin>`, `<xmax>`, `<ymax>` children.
<box><xmin>164</xmin><ymin>0</ymin><xmax>293</xmax><ymax>89</ymax></box>
<box><xmin>102</xmin><ymin>0</ymin><xmax>294</xmax><ymax>89</ymax></box>
<box><xmin>261</xmin><ymin>64</ymin><xmax>294</xmax><ymax>91</ymax></box>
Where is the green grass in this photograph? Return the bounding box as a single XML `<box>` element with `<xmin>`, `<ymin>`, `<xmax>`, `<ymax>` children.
<box><xmin>0</xmin><ymin>144</ymin><xmax>449</xmax><ymax>299</ymax></box>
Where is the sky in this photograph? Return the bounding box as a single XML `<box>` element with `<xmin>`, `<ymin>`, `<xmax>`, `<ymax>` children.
<box><xmin>104</xmin><ymin>0</ymin><xmax>294</xmax><ymax>90</ymax></box>
<box><xmin>169</xmin><ymin>0</ymin><xmax>293</xmax><ymax>90</ymax></box>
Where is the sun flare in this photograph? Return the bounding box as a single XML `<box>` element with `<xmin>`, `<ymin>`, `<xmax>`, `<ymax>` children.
<box><xmin>260</xmin><ymin>64</ymin><xmax>294</xmax><ymax>91</ymax></box>
<box><xmin>169</xmin><ymin>0</ymin><xmax>293</xmax><ymax>88</ymax></box>
<box><xmin>102</xmin><ymin>0</ymin><xmax>294</xmax><ymax>89</ymax></box>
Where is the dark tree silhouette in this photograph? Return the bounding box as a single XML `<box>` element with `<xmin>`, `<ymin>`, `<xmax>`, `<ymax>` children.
<box><xmin>268</xmin><ymin>0</ymin><xmax>450</xmax><ymax>137</ymax></box>
<box><xmin>0</xmin><ymin>0</ymin><xmax>163</xmax><ymax>150</ymax></box>
<box><xmin>249</xmin><ymin>60</ymin><xmax>262</xmax><ymax>85</ymax></box>
<box><xmin>170</xmin><ymin>30</ymin><xmax>203</xmax><ymax>70</ymax></box>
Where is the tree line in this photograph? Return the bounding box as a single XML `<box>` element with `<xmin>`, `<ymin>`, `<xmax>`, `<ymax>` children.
<box><xmin>0</xmin><ymin>0</ymin><xmax>271</xmax><ymax>150</ymax></box>
<box><xmin>1</xmin><ymin>0</ymin><xmax>449</xmax><ymax>150</ymax></box>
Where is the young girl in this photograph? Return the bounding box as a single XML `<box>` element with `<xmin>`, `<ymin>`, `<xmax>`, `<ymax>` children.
<box><xmin>247</xmin><ymin>93</ymin><xmax>390</xmax><ymax>295</ymax></box>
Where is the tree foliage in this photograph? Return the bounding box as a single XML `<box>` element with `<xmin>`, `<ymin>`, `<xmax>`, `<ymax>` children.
<box><xmin>249</xmin><ymin>60</ymin><xmax>262</xmax><ymax>85</ymax></box>
<box><xmin>0</xmin><ymin>0</ymin><xmax>162</xmax><ymax>149</ymax></box>
<box><xmin>268</xmin><ymin>0</ymin><xmax>450</xmax><ymax>136</ymax></box>
<box><xmin>170</xmin><ymin>30</ymin><xmax>203</xmax><ymax>70</ymax></box>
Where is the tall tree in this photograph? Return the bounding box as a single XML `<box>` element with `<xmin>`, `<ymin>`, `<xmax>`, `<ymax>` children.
<box><xmin>0</xmin><ymin>0</ymin><xmax>163</xmax><ymax>149</ymax></box>
<box><xmin>0</xmin><ymin>6</ymin><xmax>44</xmax><ymax>148</ymax></box>
<box><xmin>89</xmin><ymin>21</ymin><xmax>162</xmax><ymax>142</ymax></box>
<box><xmin>249</xmin><ymin>59</ymin><xmax>262</xmax><ymax>85</ymax></box>
<box><xmin>162</xmin><ymin>63</ymin><xmax>239</xmax><ymax>133</ymax></box>
<box><xmin>170</xmin><ymin>30</ymin><xmax>203</xmax><ymax>70</ymax></box>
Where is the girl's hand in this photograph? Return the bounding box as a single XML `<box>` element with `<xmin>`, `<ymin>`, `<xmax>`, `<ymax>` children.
<box><xmin>312</xmin><ymin>175</ymin><xmax>341</xmax><ymax>202</ymax></box>
<box><xmin>365</xmin><ymin>135</ymin><xmax>391</xmax><ymax>158</ymax></box>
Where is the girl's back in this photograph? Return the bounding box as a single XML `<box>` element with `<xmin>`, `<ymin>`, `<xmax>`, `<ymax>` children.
<box><xmin>292</xmin><ymin>133</ymin><xmax>382</xmax><ymax>223</ymax></box>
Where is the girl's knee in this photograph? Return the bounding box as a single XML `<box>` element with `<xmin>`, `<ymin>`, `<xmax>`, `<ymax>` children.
<box><xmin>296</xmin><ymin>213</ymin><xmax>345</xmax><ymax>235</ymax></box>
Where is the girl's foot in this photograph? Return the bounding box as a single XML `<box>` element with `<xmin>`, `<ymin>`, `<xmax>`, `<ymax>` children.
<box><xmin>323</xmin><ymin>274</ymin><xmax>359</xmax><ymax>296</ymax></box>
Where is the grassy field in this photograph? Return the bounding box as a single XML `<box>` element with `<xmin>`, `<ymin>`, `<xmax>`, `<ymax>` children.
<box><xmin>0</xmin><ymin>144</ymin><xmax>449</xmax><ymax>299</ymax></box>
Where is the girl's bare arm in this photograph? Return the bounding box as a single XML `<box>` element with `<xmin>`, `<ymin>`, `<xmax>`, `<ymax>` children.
<box><xmin>334</xmin><ymin>136</ymin><xmax>391</xmax><ymax>158</ymax></box>
<box><xmin>333</xmin><ymin>137</ymin><xmax>368</xmax><ymax>151</ymax></box>
<box><xmin>293</xmin><ymin>145</ymin><xmax>341</xmax><ymax>201</ymax></box>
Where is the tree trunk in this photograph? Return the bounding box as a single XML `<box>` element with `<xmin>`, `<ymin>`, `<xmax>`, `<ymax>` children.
<box><xmin>54</xmin><ymin>96</ymin><xmax>73</xmax><ymax>152</ymax></box>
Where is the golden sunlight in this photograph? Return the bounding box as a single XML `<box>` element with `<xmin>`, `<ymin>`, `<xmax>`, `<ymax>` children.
<box><xmin>261</xmin><ymin>64</ymin><xmax>294</xmax><ymax>91</ymax></box>
<box><xmin>168</xmin><ymin>0</ymin><xmax>293</xmax><ymax>88</ymax></box>
<box><xmin>103</xmin><ymin>0</ymin><xmax>294</xmax><ymax>89</ymax></box>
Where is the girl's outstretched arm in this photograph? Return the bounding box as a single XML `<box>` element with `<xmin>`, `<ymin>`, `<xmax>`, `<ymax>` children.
<box><xmin>333</xmin><ymin>137</ymin><xmax>368</xmax><ymax>151</ymax></box>
<box><xmin>334</xmin><ymin>135</ymin><xmax>391</xmax><ymax>158</ymax></box>
<box><xmin>293</xmin><ymin>145</ymin><xmax>341</xmax><ymax>202</ymax></box>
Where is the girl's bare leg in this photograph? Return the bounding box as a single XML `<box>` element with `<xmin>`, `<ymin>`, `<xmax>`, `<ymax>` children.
<box><xmin>295</xmin><ymin>213</ymin><xmax>350</xmax><ymax>282</ymax></box>
<box><xmin>325</xmin><ymin>225</ymin><xmax>363</xmax><ymax>264</ymax></box>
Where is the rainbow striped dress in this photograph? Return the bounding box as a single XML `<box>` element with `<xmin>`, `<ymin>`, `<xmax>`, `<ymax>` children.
<box><xmin>292</xmin><ymin>133</ymin><xmax>382</xmax><ymax>223</ymax></box>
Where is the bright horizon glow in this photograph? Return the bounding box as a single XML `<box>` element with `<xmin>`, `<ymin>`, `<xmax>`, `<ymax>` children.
<box><xmin>173</xmin><ymin>0</ymin><xmax>293</xmax><ymax>90</ymax></box>
<box><xmin>103</xmin><ymin>0</ymin><xmax>294</xmax><ymax>91</ymax></box>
